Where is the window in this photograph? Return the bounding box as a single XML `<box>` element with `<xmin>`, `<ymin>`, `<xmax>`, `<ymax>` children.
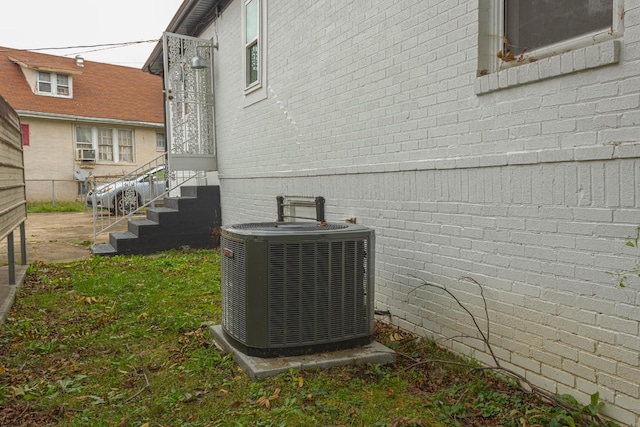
<box><xmin>56</xmin><ymin>74</ymin><xmax>70</xmax><ymax>96</ymax></box>
<box><xmin>242</xmin><ymin>0</ymin><xmax>267</xmax><ymax>104</ymax></box>
<box><xmin>98</xmin><ymin>128</ymin><xmax>114</xmax><ymax>161</ymax></box>
<box><xmin>77</xmin><ymin>181</ymin><xmax>89</xmax><ymax>196</ymax></box>
<box><xmin>21</xmin><ymin>124</ymin><xmax>29</xmax><ymax>146</ymax></box>
<box><xmin>37</xmin><ymin>71</ymin><xmax>72</xmax><ymax>97</ymax></box>
<box><xmin>504</xmin><ymin>0</ymin><xmax>615</xmax><ymax>56</ymax></box>
<box><xmin>75</xmin><ymin>126</ymin><xmax>92</xmax><ymax>150</ymax></box>
<box><xmin>37</xmin><ymin>72</ymin><xmax>51</xmax><ymax>93</ymax></box>
<box><xmin>118</xmin><ymin>130</ymin><xmax>134</xmax><ymax>162</ymax></box>
<box><xmin>156</xmin><ymin>133</ymin><xmax>166</xmax><ymax>151</ymax></box>
<box><xmin>245</xmin><ymin>0</ymin><xmax>259</xmax><ymax>87</ymax></box>
<box><xmin>75</xmin><ymin>125</ymin><xmax>135</xmax><ymax>163</ymax></box>
<box><xmin>476</xmin><ymin>0</ymin><xmax>623</xmax><ymax>93</ymax></box>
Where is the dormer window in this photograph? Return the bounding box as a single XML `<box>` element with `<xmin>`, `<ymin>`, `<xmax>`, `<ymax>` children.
<box><xmin>37</xmin><ymin>71</ymin><xmax>72</xmax><ymax>97</ymax></box>
<box><xmin>56</xmin><ymin>74</ymin><xmax>70</xmax><ymax>95</ymax></box>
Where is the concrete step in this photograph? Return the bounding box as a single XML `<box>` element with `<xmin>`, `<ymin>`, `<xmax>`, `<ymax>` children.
<box><xmin>90</xmin><ymin>243</ymin><xmax>117</xmax><ymax>256</ymax></box>
<box><xmin>109</xmin><ymin>231</ymin><xmax>137</xmax><ymax>250</ymax></box>
<box><xmin>146</xmin><ymin>207</ymin><xmax>179</xmax><ymax>223</ymax></box>
<box><xmin>128</xmin><ymin>219</ymin><xmax>160</xmax><ymax>236</ymax></box>
<box><xmin>164</xmin><ymin>196</ymin><xmax>198</xmax><ymax>212</ymax></box>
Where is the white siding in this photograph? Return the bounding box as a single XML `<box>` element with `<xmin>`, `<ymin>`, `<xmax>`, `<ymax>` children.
<box><xmin>207</xmin><ymin>1</ymin><xmax>640</xmax><ymax>424</ymax></box>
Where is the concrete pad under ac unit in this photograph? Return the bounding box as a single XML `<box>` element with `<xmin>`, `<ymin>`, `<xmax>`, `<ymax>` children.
<box><xmin>209</xmin><ymin>324</ymin><xmax>397</xmax><ymax>380</ymax></box>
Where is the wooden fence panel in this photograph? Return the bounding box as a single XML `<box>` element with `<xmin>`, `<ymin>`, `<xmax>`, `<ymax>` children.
<box><xmin>0</xmin><ymin>94</ymin><xmax>27</xmax><ymax>241</ymax></box>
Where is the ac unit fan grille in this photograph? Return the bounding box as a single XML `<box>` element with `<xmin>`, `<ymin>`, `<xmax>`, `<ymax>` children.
<box><xmin>268</xmin><ymin>239</ymin><xmax>368</xmax><ymax>347</ymax></box>
<box><xmin>221</xmin><ymin>237</ymin><xmax>246</xmax><ymax>343</ymax></box>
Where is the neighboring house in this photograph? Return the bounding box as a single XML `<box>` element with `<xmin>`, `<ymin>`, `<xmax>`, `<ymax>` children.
<box><xmin>146</xmin><ymin>1</ymin><xmax>640</xmax><ymax>424</ymax></box>
<box><xmin>0</xmin><ymin>47</ymin><xmax>165</xmax><ymax>202</ymax></box>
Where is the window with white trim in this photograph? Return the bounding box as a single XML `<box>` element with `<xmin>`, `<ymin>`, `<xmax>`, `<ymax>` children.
<box><xmin>478</xmin><ymin>0</ymin><xmax>623</xmax><ymax>77</ymax></box>
<box><xmin>118</xmin><ymin>130</ymin><xmax>134</xmax><ymax>162</ymax></box>
<box><xmin>242</xmin><ymin>0</ymin><xmax>268</xmax><ymax>104</ymax></box>
<box><xmin>98</xmin><ymin>128</ymin><xmax>114</xmax><ymax>161</ymax></box>
<box><xmin>244</xmin><ymin>0</ymin><xmax>260</xmax><ymax>88</ymax></box>
<box><xmin>37</xmin><ymin>72</ymin><xmax>51</xmax><ymax>93</ymax></box>
<box><xmin>75</xmin><ymin>126</ymin><xmax>92</xmax><ymax>150</ymax></box>
<box><xmin>56</xmin><ymin>74</ymin><xmax>70</xmax><ymax>95</ymax></box>
<box><xmin>74</xmin><ymin>125</ymin><xmax>135</xmax><ymax>163</ymax></box>
<box><xmin>156</xmin><ymin>133</ymin><xmax>166</xmax><ymax>151</ymax></box>
<box><xmin>37</xmin><ymin>71</ymin><xmax>72</xmax><ymax>97</ymax></box>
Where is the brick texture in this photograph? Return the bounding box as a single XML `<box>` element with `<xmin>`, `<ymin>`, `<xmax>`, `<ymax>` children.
<box><xmin>206</xmin><ymin>1</ymin><xmax>640</xmax><ymax>424</ymax></box>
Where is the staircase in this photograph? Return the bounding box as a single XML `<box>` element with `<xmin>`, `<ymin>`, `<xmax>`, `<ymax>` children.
<box><xmin>91</xmin><ymin>185</ymin><xmax>221</xmax><ymax>256</ymax></box>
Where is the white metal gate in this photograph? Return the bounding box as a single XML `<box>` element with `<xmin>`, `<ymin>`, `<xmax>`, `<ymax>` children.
<box><xmin>162</xmin><ymin>32</ymin><xmax>217</xmax><ymax>172</ymax></box>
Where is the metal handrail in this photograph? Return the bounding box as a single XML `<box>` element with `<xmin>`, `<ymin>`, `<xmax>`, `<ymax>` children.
<box><xmin>90</xmin><ymin>155</ymin><xmax>202</xmax><ymax>244</ymax></box>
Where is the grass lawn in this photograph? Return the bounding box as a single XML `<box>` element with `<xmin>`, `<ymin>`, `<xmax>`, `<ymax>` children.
<box><xmin>0</xmin><ymin>250</ymin><xmax>610</xmax><ymax>426</ymax></box>
<box><xmin>27</xmin><ymin>201</ymin><xmax>86</xmax><ymax>213</ymax></box>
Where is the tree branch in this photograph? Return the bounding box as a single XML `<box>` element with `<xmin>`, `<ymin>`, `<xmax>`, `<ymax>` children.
<box><xmin>402</xmin><ymin>275</ymin><xmax>610</xmax><ymax>427</ymax></box>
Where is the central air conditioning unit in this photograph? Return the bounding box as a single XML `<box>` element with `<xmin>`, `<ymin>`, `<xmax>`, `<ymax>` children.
<box><xmin>77</xmin><ymin>148</ymin><xmax>96</xmax><ymax>161</ymax></box>
<box><xmin>220</xmin><ymin>222</ymin><xmax>375</xmax><ymax>357</ymax></box>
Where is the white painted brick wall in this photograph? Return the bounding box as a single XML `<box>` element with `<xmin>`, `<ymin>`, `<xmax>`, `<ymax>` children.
<box><xmin>207</xmin><ymin>1</ymin><xmax>640</xmax><ymax>424</ymax></box>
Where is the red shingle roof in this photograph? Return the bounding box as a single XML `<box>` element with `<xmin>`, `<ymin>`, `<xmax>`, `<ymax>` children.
<box><xmin>0</xmin><ymin>46</ymin><xmax>164</xmax><ymax>125</ymax></box>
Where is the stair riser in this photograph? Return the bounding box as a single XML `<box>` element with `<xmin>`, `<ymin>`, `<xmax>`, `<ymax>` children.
<box><xmin>111</xmin><ymin>235</ymin><xmax>216</xmax><ymax>253</ymax></box>
<box><xmin>130</xmin><ymin>225</ymin><xmax>215</xmax><ymax>238</ymax></box>
<box><xmin>128</xmin><ymin>223</ymin><xmax>160</xmax><ymax>237</ymax></box>
<box><xmin>164</xmin><ymin>198</ymin><xmax>198</xmax><ymax>211</ymax></box>
<box><xmin>146</xmin><ymin>213</ymin><xmax>214</xmax><ymax>226</ymax></box>
<box><xmin>146</xmin><ymin>210</ymin><xmax>179</xmax><ymax>223</ymax></box>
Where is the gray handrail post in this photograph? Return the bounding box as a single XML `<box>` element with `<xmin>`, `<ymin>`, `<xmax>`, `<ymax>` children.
<box><xmin>20</xmin><ymin>222</ymin><xmax>26</xmax><ymax>265</ymax></box>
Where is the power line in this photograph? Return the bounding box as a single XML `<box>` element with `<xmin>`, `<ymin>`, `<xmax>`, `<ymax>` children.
<box><xmin>0</xmin><ymin>39</ymin><xmax>158</xmax><ymax>54</ymax></box>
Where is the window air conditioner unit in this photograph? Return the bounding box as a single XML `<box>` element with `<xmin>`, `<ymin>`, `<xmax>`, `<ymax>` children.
<box><xmin>77</xmin><ymin>148</ymin><xmax>96</xmax><ymax>161</ymax></box>
<box><xmin>220</xmin><ymin>222</ymin><xmax>375</xmax><ymax>357</ymax></box>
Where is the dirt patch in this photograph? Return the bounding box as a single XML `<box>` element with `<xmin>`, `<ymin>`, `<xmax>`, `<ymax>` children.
<box><xmin>0</xmin><ymin>212</ymin><xmax>126</xmax><ymax>264</ymax></box>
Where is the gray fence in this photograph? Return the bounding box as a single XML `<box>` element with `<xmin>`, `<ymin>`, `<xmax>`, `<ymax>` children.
<box><xmin>0</xmin><ymin>94</ymin><xmax>27</xmax><ymax>284</ymax></box>
<box><xmin>25</xmin><ymin>179</ymin><xmax>90</xmax><ymax>206</ymax></box>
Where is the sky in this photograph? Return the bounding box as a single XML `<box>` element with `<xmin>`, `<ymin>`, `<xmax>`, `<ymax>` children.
<box><xmin>0</xmin><ymin>0</ymin><xmax>185</xmax><ymax>69</ymax></box>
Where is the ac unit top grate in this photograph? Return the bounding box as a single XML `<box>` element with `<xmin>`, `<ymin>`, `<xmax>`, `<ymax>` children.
<box><xmin>229</xmin><ymin>222</ymin><xmax>349</xmax><ymax>232</ymax></box>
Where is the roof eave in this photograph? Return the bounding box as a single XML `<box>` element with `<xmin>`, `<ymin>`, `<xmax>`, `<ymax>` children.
<box><xmin>17</xmin><ymin>110</ymin><xmax>164</xmax><ymax>128</ymax></box>
<box><xmin>8</xmin><ymin>56</ymin><xmax>83</xmax><ymax>75</ymax></box>
<box><xmin>143</xmin><ymin>0</ymin><xmax>230</xmax><ymax>75</ymax></box>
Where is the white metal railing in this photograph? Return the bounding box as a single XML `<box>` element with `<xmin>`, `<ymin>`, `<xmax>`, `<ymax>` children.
<box><xmin>89</xmin><ymin>155</ymin><xmax>204</xmax><ymax>244</ymax></box>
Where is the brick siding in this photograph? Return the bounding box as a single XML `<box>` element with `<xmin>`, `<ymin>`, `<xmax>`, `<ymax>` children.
<box><xmin>204</xmin><ymin>1</ymin><xmax>640</xmax><ymax>424</ymax></box>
